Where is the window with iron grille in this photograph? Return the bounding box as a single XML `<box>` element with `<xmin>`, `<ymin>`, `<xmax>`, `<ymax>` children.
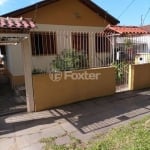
<box><xmin>95</xmin><ymin>33</ymin><xmax>110</xmax><ymax>53</ymax></box>
<box><xmin>72</xmin><ymin>32</ymin><xmax>89</xmax><ymax>54</ymax></box>
<box><xmin>31</xmin><ymin>32</ymin><xmax>57</xmax><ymax>55</ymax></box>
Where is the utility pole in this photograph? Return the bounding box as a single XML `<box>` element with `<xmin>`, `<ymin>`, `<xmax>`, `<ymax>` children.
<box><xmin>141</xmin><ymin>15</ymin><xmax>143</xmax><ymax>26</ymax></box>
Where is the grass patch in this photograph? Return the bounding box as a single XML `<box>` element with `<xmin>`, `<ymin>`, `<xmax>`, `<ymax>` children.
<box><xmin>41</xmin><ymin>115</ymin><xmax>150</xmax><ymax>150</ymax></box>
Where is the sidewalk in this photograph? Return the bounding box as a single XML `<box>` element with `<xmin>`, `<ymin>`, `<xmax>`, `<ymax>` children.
<box><xmin>0</xmin><ymin>88</ymin><xmax>150</xmax><ymax>150</ymax></box>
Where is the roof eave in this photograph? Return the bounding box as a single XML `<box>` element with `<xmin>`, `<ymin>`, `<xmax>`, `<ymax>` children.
<box><xmin>80</xmin><ymin>0</ymin><xmax>120</xmax><ymax>25</ymax></box>
<box><xmin>1</xmin><ymin>0</ymin><xmax>58</xmax><ymax>17</ymax></box>
<box><xmin>1</xmin><ymin>0</ymin><xmax>120</xmax><ymax>25</ymax></box>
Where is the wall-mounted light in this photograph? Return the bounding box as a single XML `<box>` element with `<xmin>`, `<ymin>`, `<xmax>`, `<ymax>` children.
<box><xmin>74</xmin><ymin>12</ymin><xmax>81</xmax><ymax>19</ymax></box>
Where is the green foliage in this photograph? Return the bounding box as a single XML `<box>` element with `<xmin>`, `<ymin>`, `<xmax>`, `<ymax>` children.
<box><xmin>89</xmin><ymin>115</ymin><xmax>150</xmax><ymax>150</ymax></box>
<box><xmin>50</xmin><ymin>49</ymin><xmax>89</xmax><ymax>72</ymax></box>
<box><xmin>111</xmin><ymin>61</ymin><xmax>129</xmax><ymax>83</ymax></box>
<box><xmin>41</xmin><ymin>135</ymin><xmax>84</xmax><ymax>150</ymax></box>
<box><xmin>40</xmin><ymin>137</ymin><xmax>68</xmax><ymax>150</ymax></box>
<box><xmin>41</xmin><ymin>116</ymin><xmax>150</xmax><ymax>150</ymax></box>
<box><xmin>32</xmin><ymin>68</ymin><xmax>46</xmax><ymax>75</ymax></box>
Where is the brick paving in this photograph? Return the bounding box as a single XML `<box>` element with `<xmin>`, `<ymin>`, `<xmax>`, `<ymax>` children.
<box><xmin>0</xmin><ymin>88</ymin><xmax>150</xmax><ymax>150</ymax></box>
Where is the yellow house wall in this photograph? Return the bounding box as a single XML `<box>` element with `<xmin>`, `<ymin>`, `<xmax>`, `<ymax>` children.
<box><xmin>129</xmin><ymin>63</ymin><xmax>150</xmax><ymax>90</ymax></box>
<box><xmin>32</xmin><ymin>67</ymin><xmax>115</xmax><ymax>111</ymax></box>
<box><xmin>18</xmin><ymin>0</ymin><xmax>109</xmax><ymax>27</ymax></box>
<box><xmin>7</xmin><ymin>0</ymin><xmax>112</xmax><ymax>81</ymax></box>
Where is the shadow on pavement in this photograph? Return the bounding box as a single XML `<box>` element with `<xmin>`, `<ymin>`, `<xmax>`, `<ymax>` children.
<box><xmin>0</xmin><ymin>88</ymin><xmax>150</xmax><ymax>136</ymax></box>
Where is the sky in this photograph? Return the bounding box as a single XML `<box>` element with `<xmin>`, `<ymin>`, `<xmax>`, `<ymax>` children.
<box><xmin>0</xmin><ymin>0</ymin><xmax>150</xmax><ymax>26</ymax></box>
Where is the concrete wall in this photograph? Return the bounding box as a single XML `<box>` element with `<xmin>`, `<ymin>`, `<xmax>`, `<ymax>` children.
<box><xmin>5</xmin><ymin>44</ymin><xmax>25</xmax><ymax>88</ymax></box>
<box><xmin>6</xmin><ymin>44</ymin><xmax>24</xmax><ymax>76</ymax></box>
<box><xmin>32</xmin><ymin>67</ymin><xmax>115</xmax><ymax>111</ymax></box>
<box><xmin>129</xmin><ymin>63</ymin><xmax>150</xmax><ymax>90</ymax></box>
<box><xmin>135</xmin><ymin>53</ymin><xmax>150</xmax><ymax>64</ymax></box>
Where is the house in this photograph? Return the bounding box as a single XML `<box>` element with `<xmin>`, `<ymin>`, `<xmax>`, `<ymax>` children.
<box><xmin>1</xmin><ymin>0</ymin><xmax>119</xmax><ymax>88</ymax></box>
<box><xmin>104</xmin><ymin>25</ymin><xmax>150</xmax><ymax>63</ymax></box>
<box><xmin>141</xmin><ymin>25</ymin><xmax>150</xmax><ymax>32</ymax></box>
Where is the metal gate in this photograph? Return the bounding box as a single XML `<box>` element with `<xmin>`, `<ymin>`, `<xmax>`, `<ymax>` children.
<box><xmin>112</xmin><ymin>35</ymin><xmax>150</xmax><ymax>92</ymax></box>
<box><xmin>30</xmin><ymin>29</ymin><xmax>150</xmax><ymax>92</ymax></box>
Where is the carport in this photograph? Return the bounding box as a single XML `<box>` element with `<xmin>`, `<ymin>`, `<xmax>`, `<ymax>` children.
<box><xmin>0</xmin><ymin>17</ymin><xmax>35</xmax><ymax>112</ymax></box>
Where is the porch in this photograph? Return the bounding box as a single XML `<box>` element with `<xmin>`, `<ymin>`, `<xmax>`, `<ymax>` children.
<box><xmin>0</xmin><ymin>17</ymin><xmax>35</xmax><ymax>113</ymax></box>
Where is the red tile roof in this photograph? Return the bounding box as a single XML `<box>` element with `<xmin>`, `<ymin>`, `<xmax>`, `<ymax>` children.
<box><xmin>104</xmin><ymin>25</ymin><xmax>149</xmax><ymax>35</ymax></box>
<box><xmin>0</xmin><ymin>17</ymin><xmax>35</xmax><ymax>29</ymax></box>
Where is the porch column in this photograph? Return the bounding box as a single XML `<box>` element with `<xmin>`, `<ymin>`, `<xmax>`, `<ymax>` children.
<box><xmin>22</xmin><ymin>35</ymin><xmax>34</xmax><ymax>112</ymax></box>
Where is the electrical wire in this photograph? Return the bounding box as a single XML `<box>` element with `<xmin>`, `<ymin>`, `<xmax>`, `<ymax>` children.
<box><xmin>143</xmin><ymin>8</ymin><xmax>150</xmax><ymax>25</ymax></box>
<box><xmin>118</xmin><ymin>0</ymin><xmax>136</xmax><ymax>18</ymax></box>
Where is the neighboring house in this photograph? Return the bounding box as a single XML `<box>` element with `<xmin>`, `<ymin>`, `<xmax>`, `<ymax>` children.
<box><xmin>104</xmin><ymin>25</ymin><xmax>150</xmax><ymax>63</ymax></box>
<box><xmin>2</xmin><ymin>0</ymin><xmax>119</xmax><ymax>87</ymax></box>
<box><xmin>141</xmin><ymin>25</ymin><xmax>150</xmax><ymax>32</ymax></box>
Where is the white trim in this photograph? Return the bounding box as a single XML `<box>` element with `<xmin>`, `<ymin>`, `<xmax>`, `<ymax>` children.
<box><xmin>0</xmin><ymin>33</ymin><xmax>28</xmax><ymax>38</ymax></box>
<box><xmin>32</xmin><ymin>24</ymin><xmax>104</xmax><ymax>33</ymax></box>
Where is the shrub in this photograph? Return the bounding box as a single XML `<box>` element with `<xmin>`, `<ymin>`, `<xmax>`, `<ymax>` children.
<box><xmin>50</xmin><ymin>49</ymin><xmax>89</xmax><ymax>72</ymax></box>
<box><xmin>111</xmin><ymin>61</ymin><xmax>129</xmax><ymax>84</ymax></box>
<box><xmin>32</xmin><ymin>68</ymin><xmax>46</xmax><ymax>74</ymax></box>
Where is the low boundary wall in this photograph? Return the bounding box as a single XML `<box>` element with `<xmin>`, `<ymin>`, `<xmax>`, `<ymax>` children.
<box><xmin>33</xmin><ymin>67</ymin><xmax>115</xmax><ymax>111</ymax></box>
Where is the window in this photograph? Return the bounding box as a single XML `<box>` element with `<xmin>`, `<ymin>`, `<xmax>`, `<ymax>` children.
<box><xmin>95</xmin><ymin>33</ymin><xmax>110</xmax><ymax>53</ymax></box>
<box><xmin>72</xmin><ymin>32</ymin><xmax>89</xmax><ymax>54</ymax></box>
<box><xmin>31</xmin><ymin>32</ymin><xmax>57</xmax><ymax>55</ymax></box>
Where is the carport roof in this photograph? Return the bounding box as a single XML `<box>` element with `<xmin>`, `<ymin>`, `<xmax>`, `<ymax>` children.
<box><xmin>0</xmin><ymin>17</ymin><xmax>35</xmax><ymax>30</ymax></box>
<box><xmin>0</xmin><ymin>17</ymin><xmax>35</xmax><ymax>45</ymax></box>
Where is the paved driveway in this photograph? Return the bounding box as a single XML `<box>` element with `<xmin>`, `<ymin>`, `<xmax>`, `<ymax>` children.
<box><xmin>0</xmin><ymin>82</ymin><xmax>26</xmax><ymax>116</ymax></box>
<box><xmin>0</xmin><ymin>88</ymin><xmax>150</xmax><ymax>150</ymax></box>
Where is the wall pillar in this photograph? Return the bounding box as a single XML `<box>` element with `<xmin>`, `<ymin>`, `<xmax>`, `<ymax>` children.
<box><xmin>21</xmin><ymin>35</ymin><xmax>34</xmax><ymax>112</ymax></box>
<box><xmin>128</xmin><ymin>64</ymin><xmax>133</xmax><ymax>90</ymax></box>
